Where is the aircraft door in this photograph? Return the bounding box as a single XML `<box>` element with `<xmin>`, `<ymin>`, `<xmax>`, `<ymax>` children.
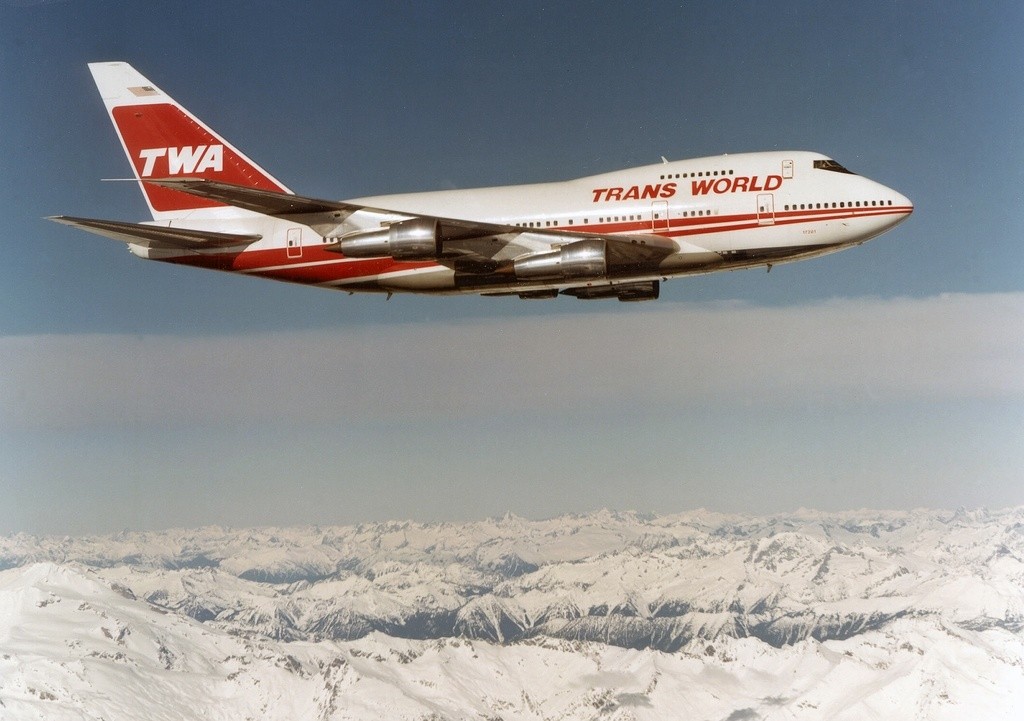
<box><xmin>651</xmin><ymin>200</ymin><xmax>669</xmax><ymax>232</ymax></box>
<box><xmin>286</xmin><ymin>227</ymin><xmax>302</xmax><ymax>258</ymax></box>
<box><xmin>757</xmin><ymin>194</ymin><xmax>775</xmax><ymax>226</ymax></box>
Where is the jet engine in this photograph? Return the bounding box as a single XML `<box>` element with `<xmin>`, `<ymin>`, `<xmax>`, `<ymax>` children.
<box><xmin>334</xmin><ymin>217</ymin><xmax>440</xmax><ymax>260</ymax></box>
<box><xmin>513</xmin><ymin>239</ymin><xmax>607</xmax><ymax>281</ymax></box>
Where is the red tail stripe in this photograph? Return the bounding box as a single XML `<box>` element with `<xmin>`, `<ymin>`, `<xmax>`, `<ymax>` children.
<box><xmin>112</xmin><ymin>103</ymin><xmax>285</xmax><ymax>212</ymax></box>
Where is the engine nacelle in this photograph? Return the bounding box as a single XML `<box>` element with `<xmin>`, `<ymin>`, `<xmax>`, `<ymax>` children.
<box><xmin>335</xmin><ymin>217</ymin><xmax>440</xmax><ymax>260</ymax></box>
<box><xmin>513</xmin><ymin>239</ymin><xmax>607</xmax><ymax>281</ymax></box>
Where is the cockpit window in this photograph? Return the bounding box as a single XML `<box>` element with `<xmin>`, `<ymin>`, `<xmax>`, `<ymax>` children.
<box><xmin>813</xmin><ymin>159</ymin><xmax>856</xmax><ymax>175</ymax></box>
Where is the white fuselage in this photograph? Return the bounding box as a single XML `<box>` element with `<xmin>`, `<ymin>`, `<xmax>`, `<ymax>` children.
<box><xmin>64</xmin><ymin>64</ymin><xmax>912</xmax><ymax>302</ymax></box>
<box><xmin>135</xmin><ymin>150</ymin><xmax>912</xmax><ymax>297</ymax></box>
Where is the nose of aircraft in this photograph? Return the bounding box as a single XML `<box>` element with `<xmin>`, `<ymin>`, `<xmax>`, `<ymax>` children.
<box><xmin>874</xmin><ymin>179</ymin><xmax>913</xmax><ymax>228</ymax></box>
<box><xmin>892</xmin><ymin>188</ymin><xmax>914</xmax><ymax>224</ymax></box>
<box><xmin>866</xmin><ymin>174</ymin><xmax>913</xmax><ymax>222</ymax></box>
<box><xmin>858</xmin><ymin>181</ymin><xmax>913</xmax><ymax>240</ymax></box>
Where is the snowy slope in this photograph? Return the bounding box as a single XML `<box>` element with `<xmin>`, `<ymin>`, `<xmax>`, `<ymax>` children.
<box><xmin>4</xmin><ymin>508</ymin><xmax>1022</xmax><ymax>650</ymax></box>
<box><xmin>2</xmin><ymin>508</ymin><xmax>1024</xmax><ymax>719</ymax></box>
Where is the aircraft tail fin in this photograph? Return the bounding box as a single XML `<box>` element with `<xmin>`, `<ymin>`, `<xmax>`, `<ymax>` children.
<box><xmin>88</xmin><ymin>62</ymin><xmax>292</xmax><ymax>220</ymax></box>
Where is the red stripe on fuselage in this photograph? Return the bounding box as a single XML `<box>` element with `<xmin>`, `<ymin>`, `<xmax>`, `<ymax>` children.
<box><xmin>168</xmin><ymin>246</ymin><xmax>437</xmax><ymax>285</ymax></box>
<box><xmin>159</xmin><ymin>205</ymin><xmax>911</xmax><ymax>283</ymax></box>
<box><xmin>570</xmin><ymin>204</ymin><xmax>912</xmax><ymax>238</ymax></box>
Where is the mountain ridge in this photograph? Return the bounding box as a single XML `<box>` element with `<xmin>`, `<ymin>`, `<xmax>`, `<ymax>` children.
<box><xmin>3</xmin><ymin>507</ymin><xmax>1023</xmax><ymax>652</ymax></box>
<box><xmin>3</xmin><ymin>507</ymin><xmax>1024</xmax><ymax>719</ymax></box>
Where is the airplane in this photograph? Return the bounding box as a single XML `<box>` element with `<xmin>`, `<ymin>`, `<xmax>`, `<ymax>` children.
<box><xmin>51</xmin><ymin>62</ymin><xmax>913</xmax><ymax>302</ymax></box>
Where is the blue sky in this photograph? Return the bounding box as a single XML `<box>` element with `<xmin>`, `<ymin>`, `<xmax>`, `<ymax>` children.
<box><xmin>1</xmin><ymin>1</ymin><xmax>1022</xmax><ymax>533</ymax></box>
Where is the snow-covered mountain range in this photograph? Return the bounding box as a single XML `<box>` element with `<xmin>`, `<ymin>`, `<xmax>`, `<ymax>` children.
<box><xmin>2</xmin><ymin>508</ymin><xmax>1023</xmax><ymax>719</ymax></box>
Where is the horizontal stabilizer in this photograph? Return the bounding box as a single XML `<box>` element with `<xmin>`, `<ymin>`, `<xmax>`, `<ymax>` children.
<box><xmin>48</xmin><ymin>216</ymin><xmax>261</xmax><ymax>250</ymax></box>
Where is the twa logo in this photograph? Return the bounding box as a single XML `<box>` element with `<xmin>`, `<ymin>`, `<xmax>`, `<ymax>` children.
<box><xmin>691</xmin><ymin>175</ymin><xmax>784</xmax><ymax>195</ymax></box>
<box><xmin>138</xmin><ymin>145</ymin><xmax>224</xmax><ymax>177</ymax></box>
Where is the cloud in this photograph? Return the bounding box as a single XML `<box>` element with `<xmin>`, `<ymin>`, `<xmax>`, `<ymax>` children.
<box><xmin>2</xmin><ymin>293</ymin><xmax>1022</xmax><ymax>430</ymax></box>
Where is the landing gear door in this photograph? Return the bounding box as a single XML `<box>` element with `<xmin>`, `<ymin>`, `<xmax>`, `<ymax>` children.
<box><xmin>757</xmin><ymin>194</ymin><xmax>775</xmax><ymax>226</ymax></box>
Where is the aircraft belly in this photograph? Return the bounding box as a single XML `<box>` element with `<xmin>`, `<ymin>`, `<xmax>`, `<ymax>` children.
<box><xmin>377</xmin><ymin>265</ymin><xmax>457</xmax><ymax>291</ymax></box>
<box><xmin>657</xmin><ymin>249</ymin><xmax>724</xmax><ymax>273</ymax></box>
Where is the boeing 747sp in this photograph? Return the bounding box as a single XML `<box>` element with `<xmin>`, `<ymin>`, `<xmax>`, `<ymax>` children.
<box><xmin>52</xmin><ymin>62</ymin><xmax>912</xmax><ymax>302</ymax></box>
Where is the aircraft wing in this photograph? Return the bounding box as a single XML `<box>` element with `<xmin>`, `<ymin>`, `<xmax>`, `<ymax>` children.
<box><xmin>145</xmin><ymin>178</ymin><xmax>681</xmax><ymax>268</ymax></box>
<box><xmin>48</xmin><ymin>216</ymin><xmax>261</xmax><ymax>251</ymax></box>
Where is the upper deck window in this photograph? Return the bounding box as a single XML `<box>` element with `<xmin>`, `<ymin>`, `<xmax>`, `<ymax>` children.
<box><xmin>813</xmin><ymin>159</ymin><xmax>856</xmax><ymax>175</ymax></box>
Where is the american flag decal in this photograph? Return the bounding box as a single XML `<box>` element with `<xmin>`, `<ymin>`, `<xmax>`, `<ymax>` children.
<box><xmin>128</xmin><ymin>86</ymin><xmax>158</xmax><ymax>97</ymax></box>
